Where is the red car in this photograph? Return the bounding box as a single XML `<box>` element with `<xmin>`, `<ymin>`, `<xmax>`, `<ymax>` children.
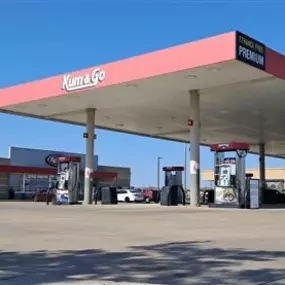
<box><xmin>143</xmin><ymin>188</ymin><xmax>160</xmax><ymax>203</ymax></box>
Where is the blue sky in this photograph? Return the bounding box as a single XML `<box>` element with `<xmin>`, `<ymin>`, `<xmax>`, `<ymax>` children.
<box><xmin>0</xmin><ymin>0</ymin><xmax>284</xmax><ymax>186</ymax></box>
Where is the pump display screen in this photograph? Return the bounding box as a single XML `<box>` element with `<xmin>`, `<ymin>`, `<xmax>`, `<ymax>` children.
<box><xmin>224</xmin><ymin>157</ymin><xmax>236</xmax><ymax>164</ymax></box>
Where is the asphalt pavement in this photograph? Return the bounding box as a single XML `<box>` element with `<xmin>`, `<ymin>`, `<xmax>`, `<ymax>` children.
<box><xmin>1</xmin><ymin>202</ymin><xmax>285</xmax><ymax>285</ymax></box>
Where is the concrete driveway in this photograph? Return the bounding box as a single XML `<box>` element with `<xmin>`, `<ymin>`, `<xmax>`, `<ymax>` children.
<box><xmin>0</xmin><ymin>202</ymin><xmax>285</xmax><ymax>285</ymax></box>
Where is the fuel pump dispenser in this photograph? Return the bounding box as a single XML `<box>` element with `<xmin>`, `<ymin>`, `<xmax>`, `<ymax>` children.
<box><xmin>53</xmin><ymin>156</ymin><xmax>81</xmax><ymax>205</ymax></box>
<box><xmin>160</xmin><ymin>166</ymin><xmax>186</xmax><ymax>206</ymax></box>
<box><xmin>210</xmin><ymin>142</ymin><xmax>249</xmax><ymax>208</ymax></box>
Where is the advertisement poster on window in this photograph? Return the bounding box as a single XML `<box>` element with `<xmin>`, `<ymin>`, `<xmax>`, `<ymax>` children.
<box><xmin>215</xmin><ymin>186</ymin><xmax>238</xmax><ymax>205</ymax></box>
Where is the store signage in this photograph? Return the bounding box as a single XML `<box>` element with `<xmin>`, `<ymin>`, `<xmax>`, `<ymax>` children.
<box><xmin>62</xmin><ymin>68</ymin><xmax>106</xmax><ymax>92</ymax></box>
<box><xmin>45</xmin><ymin>154</ymin><xmax>61</xmax><ymax>168</ymax></box>
<box><xmin>218</xmin><ymin>144</ymin><xmax>229</xmax><ymax>149</ymax></box>
<box><xmin>236</xmin><ymin>31</ymin><xmax>266</xmax><ymax>70</ymax></box>
<box><xmin>83</xmin><ymin>133</ymin><xmax>97</xmax><ymax>139</ymax></box>
<box><xmin>190</xmin><ymin>160</ymin><xmax>198</xmax><ymax>175</ymax></box>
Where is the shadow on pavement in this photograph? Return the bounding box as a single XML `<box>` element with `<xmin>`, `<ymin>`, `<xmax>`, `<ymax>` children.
<box><xmin>1</xmin><ymin>241</ymin><xmax>285</xmax><ymax>285</ymax></box>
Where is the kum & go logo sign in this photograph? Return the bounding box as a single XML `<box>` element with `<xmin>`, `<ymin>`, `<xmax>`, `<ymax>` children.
<box><xmin>62</xmin><ymin>68</ymin><xmax>106</xmax><ymax>92</ymax></box>
<box><xmin>45</xmin><ymin>154</ymin><xmax>60</xmax><ymax>168</ymax></box>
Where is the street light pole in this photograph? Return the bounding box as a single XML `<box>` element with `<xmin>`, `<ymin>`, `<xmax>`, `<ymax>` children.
<box><xmin>157</xmin><ymin>156</ymin><xmax>163</xmax><ymax>190</ymax></box>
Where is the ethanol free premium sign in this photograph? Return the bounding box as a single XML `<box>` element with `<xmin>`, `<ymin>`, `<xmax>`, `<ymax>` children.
<box><xmin>236</xmin><ymin>32</ymin><xmax>266</xmax><ymax>70</ymax></box>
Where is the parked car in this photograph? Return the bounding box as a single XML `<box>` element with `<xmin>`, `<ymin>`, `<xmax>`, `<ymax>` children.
<box><xmin>143</xmin><ymin>188</ymin><xmax>160</xmax><ymax>203</ymax></box>
<box><xmin>117</xmin><ymin>189</ymin><xmax>144</xmax><ymax>203</ymax></box>
<box><xmin>263</xmin><ymin>188</ymin><xmax>285</xmax><ymax>204</ymax></box>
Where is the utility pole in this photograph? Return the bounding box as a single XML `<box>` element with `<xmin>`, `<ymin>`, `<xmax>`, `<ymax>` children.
<box><xmin>157</xmin><ymin>156</ymin><xmax>163</xmax><ymax>190</ymax></box>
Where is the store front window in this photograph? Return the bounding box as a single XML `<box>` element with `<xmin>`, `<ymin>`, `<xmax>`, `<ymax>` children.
<box><xmin>25</xmin><ymin>174</ymin><xmax>58</xmax><ymax>193</ymax></box>
<box><xmin>10</xmin><ymin>174</ymin><xmax>58</xmax><ymax>193</ymax></box>
<box><xmin>10</xmin><ymin>173</ymin><xmax>98</xmax><ymax>194</ymax></box>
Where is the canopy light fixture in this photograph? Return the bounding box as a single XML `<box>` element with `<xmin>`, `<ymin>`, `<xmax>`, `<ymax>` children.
<box><xmin>125</xmin><ymin>83</ymin><xmax>138</xmax><ymax>88</ymax></box>
<box><xmin>209</xmin><ymin>67</ymin><xmax>220</xmax><ymax>72</ymax></box>
<box><xmin>37</xmin><ymin>103</ymin><xmax>48</xmax><ymax>107</ymax></box>
<box><xmin>185</xmin><ymin>74</ymin><xmax>197</xmax><ymax>79</ymax></box>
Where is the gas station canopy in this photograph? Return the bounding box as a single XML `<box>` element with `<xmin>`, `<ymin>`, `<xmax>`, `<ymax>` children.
<box><xmin>1</xmin><ymin>31</ymin><xmax>285</xmax><ymax>157</ymax></box>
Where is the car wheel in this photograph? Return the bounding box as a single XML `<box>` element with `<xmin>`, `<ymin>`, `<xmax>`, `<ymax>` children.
<box><xmin>125</xmin><ymin>197</ymin><xmax>131</xmax><ymax>203</ymax></box>
<box><xmin>145</xmin><ymin>197</ymin><xmax>151</xmax><ymax>203</ymax></box>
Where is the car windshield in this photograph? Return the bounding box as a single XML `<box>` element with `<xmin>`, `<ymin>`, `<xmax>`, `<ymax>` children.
<box><xmin>131</xmin><ymin>189</ymin><xmax>141</xmax><ymax>193</ymax></box>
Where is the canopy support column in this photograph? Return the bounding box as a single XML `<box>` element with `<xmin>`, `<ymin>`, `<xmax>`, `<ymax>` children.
<box><xmin>189</xmin><ymin>90</ymin><xmax>200</xmax><ymax>207</ymax></box>
<box><xmin>84</xmin><ymin>108</ymin><xmax>95</xmax><ymax>205</ymax></box>
<box><xmin>259</xmin><ymin>143</ymin><xmax>265</xmax><ymax>205</ymax></box>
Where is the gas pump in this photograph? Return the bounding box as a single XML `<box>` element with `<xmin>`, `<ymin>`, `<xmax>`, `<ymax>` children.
<box><xmin>54</xmin><ymin>156</ymin><xmax>81</xmax><ymax>205</ymax></box>
<box><xmin>210</xmin><ymin>142</ymin><xmax>249</xmax><ymax>208</ymax></box>
<box><xmin>160</xmin><ymin>166</ymin><xmax>186</xmax><ymax>206</ymax></box>
<box><xmin>164</xmin><ymin>166</ymin><xmax>184</xmax><ymax>187</ymax></box>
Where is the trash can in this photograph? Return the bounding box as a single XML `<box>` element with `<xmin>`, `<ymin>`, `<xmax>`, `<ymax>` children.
<box><xmin>101</xmin><ymin>187</ymin><xmax>118</xmax><ymax>205</ymax></box>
